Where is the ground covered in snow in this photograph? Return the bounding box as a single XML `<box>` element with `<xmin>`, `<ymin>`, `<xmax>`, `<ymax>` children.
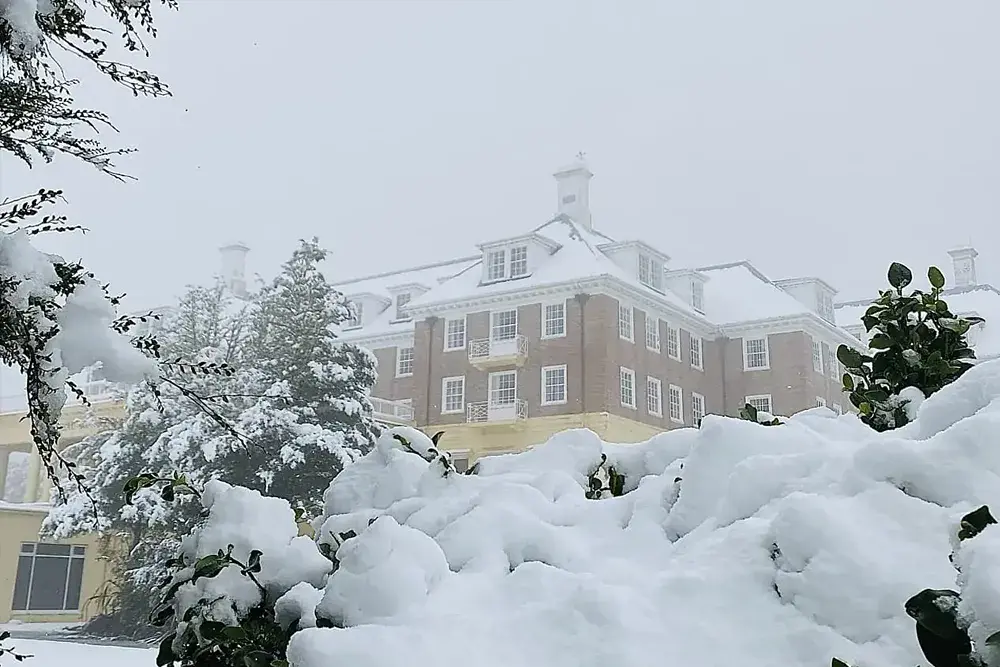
<box><xmin>5</xmin><ymin>639</ymin><xmax>152</xmax><ymax>667</ymax></box>
<box><xmin>169</xmin><ymin>360</ymin><xmax>1000</xmax><ymax>667</ymax></box>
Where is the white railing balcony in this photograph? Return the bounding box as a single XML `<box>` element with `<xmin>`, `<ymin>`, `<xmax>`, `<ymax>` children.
<box><xmin>468</xmin><ymin>335</ymin><xmax>528</xmax><ymax>368</ymax></box>
<box><xmin>466</xmin><ymin>399</ymin><xmax>527</xmax><ymax>425</ymax></box>
<box><xmin>370</xmin><ymin>396</ymin><xmax>414</xmax><ymax>425</ymax></box>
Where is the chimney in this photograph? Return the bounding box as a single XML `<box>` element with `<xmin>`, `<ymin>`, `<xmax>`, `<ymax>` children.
<box><xmin>553</xmin><ymin>156</ymin><xmax>593</xmax><ymax>231</ymax></box>
<box><xmin>947</xmin><ymin>246</ymin><xmax>978</xmax><ymax>288</ymax></box>
<box><xmin>219</xmin><ymin>242</ymin><xmax>250</xmax><ymax>298</ymax></box>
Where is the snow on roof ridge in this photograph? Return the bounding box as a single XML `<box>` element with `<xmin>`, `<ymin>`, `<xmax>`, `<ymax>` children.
<box><xmin>331</xmin><ymin>254</ymin><xmax>481</xmax><ymax>288</ymax></box>
<box><xmin>697</xmin><ymin>260</ymin><xmax>773</xmax><ymax>285</ymax></box>
<box><xmin>836</xmin><ymin>282</ymin><xmax>1000</xmax><ymax>309</ymax></box>
<box><xmin>531</xmin><ymin>214</ymin><xmax>617</xmax><ymax>245</ymax></box>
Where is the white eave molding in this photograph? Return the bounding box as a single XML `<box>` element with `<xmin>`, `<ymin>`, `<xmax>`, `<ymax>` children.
<box><xmin>719</xmin><ymin>313</ymin><xmax>863</xmax><ymax>350</ymax></box>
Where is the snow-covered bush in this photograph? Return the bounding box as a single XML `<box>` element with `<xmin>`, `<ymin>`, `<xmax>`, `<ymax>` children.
<box><xmin>838</xmin><ymin>262</ymin><xmax>982</xmax><ymax>431</ymax></box>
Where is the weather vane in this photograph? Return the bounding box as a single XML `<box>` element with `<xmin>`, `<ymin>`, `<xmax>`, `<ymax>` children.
<box><xmin>575</xmin><ymin>151</ymin><xmax>587</xmax><ymax>161</ymax></box>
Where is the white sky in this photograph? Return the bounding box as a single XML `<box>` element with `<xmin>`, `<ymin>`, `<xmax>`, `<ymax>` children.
<box><xmin>2</xmin><ymin>0</ymin><xmax>999</xmax><ymax>311</ymax></box>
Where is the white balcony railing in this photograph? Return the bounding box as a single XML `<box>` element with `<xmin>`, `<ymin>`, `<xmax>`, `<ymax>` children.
<box><xmin>466</xmin><ymin>399</ymin><xmax>527</xmax><ymax>424</ymax></box>
<box><xmin>370</xmin><ymin>396</ymin><xmax>414</xmax><ymax>424</ymax></box>
<box><xmin>468</xmin><ymin>335</ymin><xmax>528</xmax><ymax>364</ymax></box>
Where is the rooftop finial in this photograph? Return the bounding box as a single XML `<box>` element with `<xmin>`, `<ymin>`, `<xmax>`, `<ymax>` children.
<box><xmin>575</xmin><ymin>151</ymin><xmax>587</xmax><ymax>162</ymax></box>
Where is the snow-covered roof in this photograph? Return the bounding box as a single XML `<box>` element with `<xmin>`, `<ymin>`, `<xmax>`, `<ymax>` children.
<box><xmin>836</xmin><ymin>283</ymin><xmax>1000</xmax><ymax>359</ymax></box>
<box><xmin>696</xmin><ymin>261</ymin><xmax>818</xmax><ymax>325</ymax></box>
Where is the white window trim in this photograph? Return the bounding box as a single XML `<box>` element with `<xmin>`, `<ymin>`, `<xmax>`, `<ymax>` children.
<box><xmin>619</xmin><ymin>303</ymin><xmax>634</xmax><ymax>343</ymax></box>
<box><xmin>488</xmin><ymin>370</ymin><xmax>518</xmax><ymax>405</ymax></box>
<box><xmin>485</xmin><ymin>248</ymin><xmax>507</xmax><ymax>282</ymax></box>
<box><xmin>691</xmin><ymin>392</ymin><xmax>706</xmax><ymax>424</ymax></box>
<box><xmin>490</xmin><ymin>308</ymin><xmax>518</xmax><ymax>342</ymax></box>
<box><xmin>441</xmin><ymin>376</ymin><xmax>466</xmax><ymax>414</ymax></box>
<box><xmin>815</xmin><ymin>396</ymin><xmax>827</xmax><ymax>408</ymax></box>
<box><xmin>620</xmin><ymin>367</ymin><xmax>637</xmax><ymax>409</ymax></box>
<box><xmin>645</xmin><ymin>317</ymin><xmax>661</xmax><ymax>352</ymax></box>
<box><xmin>690</xmin><ymin>335</ymin><xmax>704</xmax><ymax>371</ymax></box>
<box><xmin>668</xmin><ymin>384</ymin><xmax>684</xmax><ymax>424</ymax></box>
<box><xmin>541</xmin><ymin>301</ymin><xmax>567</xmax><ymax>339</ymax></box>
<box><xmin>665</xmin><ymin>324</ymin><xmax>681</xmax><ymax>361</ymax></box>
<box><xmin>443</xmin><ymin>316</ymin><xmax>467</xmax><ymax>352</ymax></box>
<box><xmin>509</xmin><ymin>245</ymin><xmax>529</xmax><ymax>278</ymax></box>
<box><xmin>742</xmin><ymin>336</ymin><xmax>770</xmax><ymax>371</ymax></box>
<box><xmin>832</xmin><ymin>403</ymin><xmax>843</xmax><ymax>414</ymax></box>
<box><xmin>646</xmin><ymin>376</ymin><xmax>663</xmax><ymax>417</ymax></box>
<box><xmin>395</xmin><ymin>346</ymin><xmax>414</xmax><ymax>378</ymax></box>
<box><xmin>811</xmin><ymin>337</ymin><xmax>824</xmax><ymax>374</ymax></box>
<box><xmin>745</xmin><ymin>394</ymin><xmax>773</xmax><ymax>414</ymax></box>
<box><xmin>540</xmin><ymin>364</ymin><xmax>568</xmax><ymax>406</ymax></box>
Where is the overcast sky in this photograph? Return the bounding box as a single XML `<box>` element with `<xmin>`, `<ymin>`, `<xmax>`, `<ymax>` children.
<box><xmin>2</xmin><ymin>0</ymin><xmax>999</xmax><ymax>311</ymax></box>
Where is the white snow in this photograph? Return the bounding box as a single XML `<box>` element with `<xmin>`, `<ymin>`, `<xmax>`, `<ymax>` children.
<box><xmin>0</xmin><ymin>0</ymin><xmax>53</xmax><ymax>56</ymax></box>
<box><xmin>0</xmin><ymin>639</ymin><xmax>150</xmax><ymax>667</ymax></box>
<box><xmin>698</xmin><ymin>262</ymin><xmax>815</xmax><ymax>324</ymax></box>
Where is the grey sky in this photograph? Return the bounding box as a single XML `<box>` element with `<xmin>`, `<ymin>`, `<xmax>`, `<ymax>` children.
<box><xmin>2</xmin><ymin>0</ymin><xmax>999</xmax><ymax>312</ymax></box>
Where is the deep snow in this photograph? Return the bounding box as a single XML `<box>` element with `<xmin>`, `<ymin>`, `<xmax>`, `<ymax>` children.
<box><xmin>2</xmin><ymin>639</ymin><xmax>151</xmax><ymax>667</ymax></box>
<box><xmin>165</xmin><ymin>360</ymin><xmax>1000</xmax><ymax>667</ymax></box>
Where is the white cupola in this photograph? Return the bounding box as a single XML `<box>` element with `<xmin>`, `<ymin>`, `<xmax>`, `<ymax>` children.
<box><xmin>553</xmin><ymin>155</ymin><xmax>593</xmax><ymax>231</ymax></box>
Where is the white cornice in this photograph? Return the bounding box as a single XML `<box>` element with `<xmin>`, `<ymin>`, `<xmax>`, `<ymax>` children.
<box><xmin>338</xmin><ymin>327</ymin><xmax>415</xmax><ymax>349</ymax></box>
<box><xmin>719</xmin><ymin>314</ymin><xmax>862</xmax><ymax>349</ymax></box>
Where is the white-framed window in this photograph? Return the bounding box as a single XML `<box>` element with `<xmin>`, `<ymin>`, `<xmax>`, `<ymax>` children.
<box><xmin>618</xmin><ymin>303</ymin><xmax>634</xmax><ymax>342</ymax></box>
<box><xmin>666</xmin><ymin>325</ymin><xmax>681</xmax><ymax>360</ymax></box>
<box><xmin>394</xmin><ymin>292</ymin><xmax>412</xmax><ymax>320</ymax></box>
<box><xmin>692</xmin><ymin>281</ymin><xmax>705</xmax><ymax>312</ymax></box>
<box><xmin>541</xmin><ymin>365</ymin><xmax>567</xmax><ymax>405</ymax></box>
<box><xmin>668</xmin><ymin>384</ymin><xmax>683</xmax><ymax>423</ymax></box>
<box><xmin>818</xmin><ymin>290</ymin><xmax>835</xmax><ymax>322</ymax></box>
<box><xmin>491</xmin><ymin>309</ymin><xmax>518</xmax><ymax>341</ymax></box>
<box><xmin>542</xmin><ymin>302</ymin><xmax>566</xmax><ymax>338</ymax></box>
<box><xmin>486</xmin><ymin>249</ymin><xmax>506</xmax><ymax>281</ymax></box>
<box><xmin>444</xmin><ymin>317</ymin><xmax>466</xmax><ymax>351</ymax></box>
<box><xmin>691</xmin><ymin>392</ymin><xmax>705</xmax><ymax>425</ymax></box>
<box><xmin>619</xmin><ymin>367</ymin><xmax>636</xmax><ymax>409</ymax></box>
<box><xmin>489</xmin><ymin>370</ymin><xmax>517</xmax><ymax>406</ymax></box>
<box><xmin>645</xmin><ymin>316</ymin><xmax>661</xmax><ymax>352</ymax></box>
<box><xmin>646</xmin><ymin>377</ymin><xmax>662</xmax><ymax>416</ymax></box>
<box><xmin>745</xmin><ymin>394</ymin><xmax>773</xmax><ymax>415</ymax></box>
<box><xmin>510</xmin><ymin>245</ymin><xmax>528</xmax><ymax>277</ymax></box>
<box><xmin>827</xmin><ymin>348</ymin><xmax>839</xmax><ymax>380</ymax></box>
<box><xmin>811</xmin><ymin>338</ymin><xmax>823</xmax><ymax>374</ymax></box>
<box><xmin>12</xmin><ymin>543</ymin><xmax>87</xmax><ymax>612</ymax></box>
<box><xmin>815</xmin><ymin>396</ymin><xmax>827</xmax><ymax>408</ymax></box>
<box><xmin>832</xmin><ymin>403</ymin><xmax>843</xmax><ymax>414</ymax></box>
<box><xmin>346</xmin><ymin>301</ymin><xmax>362</xmax><ymax>328</ymax></box>
<box><xmin>450</xmin><ymin>450</ymin><xmax>471</xmax><ymax>473</ymax></box>
<box><xmin>638</xmin><ymin>253</ymin><xmax>663</xmax><ymax>291</ymax></box>
<box><xmin>690</xmin><ymin>335</ymin><xmax>703</xmax><ymax>370</ymax></box>
<box><xmin>743</xmin><ymin>337</ymin><xmax>769</xmax><ymax>371</ymax></box>
<box><xmin>442</xmin><ymin>376</ymin><xmax>465</xmax><ymax>414</ymax></box>
<box><xmin>395</xmin><ymin>346</ymin><xmax>414</xmax><ymax>377</ymax></box>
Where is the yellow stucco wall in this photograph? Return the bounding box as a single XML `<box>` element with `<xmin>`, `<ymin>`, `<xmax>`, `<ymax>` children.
<box><xmin>0</xmin><ymin>506</ymin><xmax>112</xmax><ymax>623</ymax></box>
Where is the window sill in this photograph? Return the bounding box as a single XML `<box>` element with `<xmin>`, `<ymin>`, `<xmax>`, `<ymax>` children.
<box><xmin>621</xmin><ymin>403</ymin><xmax>637</xmax><ymax>410</ymax></box>
<box><xmin>744</xmin><ymin>366</ymin><xmax>770</xmax><ymax>372</ymax></box>
<box><xmin>649</xmin><ymin>411</ymin><xmax>663</xmax><ymax>418</ymax></box>
<box><xmin>443</xmin><ymin>346</ymin><xmax>466</xmax><ymax>353</ymax></box>
<box><xmin>540</xmin><ymin>400</ymin><xmax>567</xmax><ymax>407</ymax></box>
<box><xmin>691</xmin><ymin>365</ymin><xmax>704</xmax><ymax>372</ymax></box>
<box><xmin>395</xmin><ymin>372</ymin><xmax>414</xmax><ymax>378</ymax></box>
<box><xmin>540</xmin><ymin>332</ymin><xmax>567</xmax><ymax>340</ymax></box>
<box><xmin>646</xmin><ymin>346</ymin><xmax>661</xmax><ymax>353</ymax></box>
<box><xmin>620</xmin><ymin>336</ymin><xmax>634</xmax><ymax>344</ymax></box>
<box><xmin>669</xmin><ymin>417</ymin><xmax>685</xmax><ymax>425</ymax></box>
<box><xmin>441</xmin><ymin>409</ymin><xmax>464</xmax><ymax>415</ymax></box>
<box><xmin>667</xmin><ymin>354</ymin><xmax>682</xmax><ymax>362</ymax></box>
<box><xmin>11</xmin><ymin>610</ymin><xmax>80</xmax><ymax>616</ymax></box>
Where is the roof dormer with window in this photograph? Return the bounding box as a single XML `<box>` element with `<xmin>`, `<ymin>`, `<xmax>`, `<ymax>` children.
<box><xmin>664</xmin><ymin>269</ymin><xmax>709</xmax><ymax>314</ymax></box>
<box><xmin>387</xmin><ymin>283</ymin><xmax>430</xmax><ymax>322</ymax></box>
<box><xmin>774</xmin><ymin>277</ymin><xmax>838</xmax><ymax>324</ymax></box>
<box><xmin>479</xmin><ymin>233</ymin><xmax>560</xmax><ymax>285</ymax></box>
<box><xmin>342</xmin><ymin>291</ymin><xmax>391</xmax><ymax>329</ymax></box>
<box><xmin>597</xmin><ymin>241</ymin><xmax>671</xmax><ymax>294</ymax></box>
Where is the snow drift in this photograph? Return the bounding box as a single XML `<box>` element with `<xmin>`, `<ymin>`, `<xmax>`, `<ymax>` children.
<box><xmin>186</xmin><ymin>361</ymin><xmax>1000</xmax><ymax>667</ymax></box>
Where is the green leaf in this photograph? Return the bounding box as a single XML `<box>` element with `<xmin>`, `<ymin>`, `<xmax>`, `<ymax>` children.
<box><xmin>271</xmin><ymin>661</ymin><xmax>290</xmax><ymax>667</ymax></box>
<box><xmin>842</xmin><ymin>373</ymin><xmax>855</xmax><ymax>391</ymax></box>
<box><xmin>837</xmin><ymin>345</ymin><xmax>864</xmax><ymax>369</ymax></box>
<box><xmin>221</xmin><ymin>625</ymin><xmax>247</xmax><ymax>641</ymax></box>
<box><xmin>245</xmin><ymin>652</ymin><xmax>276</xmax><ymax>667</ymax></box>
<box><xmin>985</xmin><ymin>630</ymin><xmax>1000</xmax><ymax>646</ymax></box>
<box><xmin>865</xmin><ymin>388</ymin><xmax>889</xmax><ymax>403</ymax></box>
<box><xmin>859</xmin><ymin>402</ymin><xmax>873</xmax><ymax>416</ymax></box>
<box><xmin>868</xmin><ymin>334</ymin><xmax>893</xmax><ymax>350</ymax></box>
<box><xmin>905</xmin><ymin>589</ymin><xmax>965</xmax><ymax>639</ymax></box>
<box><xmin>831</xmin><ymin>659</ymin><xmax>851</xmax><ymax>667</ymax></box>
<box><xmin>247</xmin><ymin>549</ymin><xmax>263</xmax><ymax>574</ymax></box>
<box><xmin>958</xmin><ymin>505</ymin><xmax>997</xmax><ymax>541</ymax></box>
<box><xmin>888</xmin><ymin>262</ymin><xmax>913</xmax><ymax>290</ymax></box>
<box><xmin>156</xmin><ymin>633</ymin><xmax>177</xmax><ymax>667</ymax></box>
<box><xmin>928</xmin><ymin>266</ymin><xmax>945</xmax><ymax>289</ymax></box>
<box><xmin>200</xmin><ymin>620</ymin><xmax>225</xmax><ymax>640</ymax></box>
<box><xmin>161</xmin><ymin>483</ymin><xmax>175</xmax><ymax>502</ymax></box>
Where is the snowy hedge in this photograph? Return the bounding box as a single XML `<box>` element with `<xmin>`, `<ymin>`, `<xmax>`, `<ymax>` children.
<box><xmin>147</xmin><ymin>359</ymin><xmax>1000</xmax><ymax>667</ymax></box>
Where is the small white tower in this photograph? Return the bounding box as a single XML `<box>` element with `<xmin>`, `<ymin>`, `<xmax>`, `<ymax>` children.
<box><xmin>947</xmin><ymin>246</ymin><xmax>978</xmax><ymax>288</ymax></box>
<box><xmin>553</xmin><ymin>154</ymin><xmax>593</xmax><ymax>231</ymax></box>
<box><xmin>219</xmin><ymin>242</ymin><xmax>250</xmax><ymax>298</ymax></box>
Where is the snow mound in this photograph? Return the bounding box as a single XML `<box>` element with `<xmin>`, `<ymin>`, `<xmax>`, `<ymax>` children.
<box><xmin>207</xmin><ymin>361</ymin><xmax>1000</xmax><ymax>667</ymax></box>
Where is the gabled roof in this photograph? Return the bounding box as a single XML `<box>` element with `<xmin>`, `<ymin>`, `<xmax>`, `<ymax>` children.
<box><xmin>331</xmin><ymin>256</ymin><xmax>479</xmax><ymax>302</ymax></box>
<box><xmin>695</xmin><ymin>261</ymin><xmax>818</xmax><ymax>325</ymax></box>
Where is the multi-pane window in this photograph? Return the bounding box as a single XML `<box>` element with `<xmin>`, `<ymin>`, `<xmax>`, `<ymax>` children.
<box><xmin>692</xmin><ymin>281</ymin><xmax>705</xmax><ymax>312</ymax></box>
<box><xmin>666</xmin><ymin>325</ymin><xmax>680</xmax><ymax>360</ymax></box>
<box><xmin>489</xmin><ymin>371</ymin><xmax>517</xmax><ymax>405</ymax></box>
<box><xmin>812</xmin><ymin>338</ymin><xmax>824</xmax><ymax>373</ymax></box>
<box><xmin>543</xmin><ymin>303</ymin><xmax>566</xmax><ymax>338</ymax></box>
<box><xmin>346</xmin><ymin>301</ymin><xmax>362</xmax><ymax>328</ymax></box>
<box><xmin>396</xmin><ymin>346</ymin><xmax>414</xmax><ymax>376</ymax></box>
<box><xmin>394</xmin><ymin>292</ymin><xmax>412</xmax><ymax>320</ymax></box>
<box><xmin>491</xmin><ymin>309</ymin><xmax>518</xmax><ymax>341</ymax></box>
<box><xmin>744</xmin><ymin>337</ymin><xmax>769</xmax><ymax>370</ymax></box>
<box><xmin>618</xmin><ymin>303</ymin><xmax>634</xmax><ymax>341</ymax></box>
<box><xmin>445</xmin><ymin>318</ymin><xmax>466</xmax><ymax>350</ymax></box>
<box><xmin>638</xmin><ymin>253</ymin><xmax>663</xmax><ymax>291</ymax></box>
<box><xmin>12</xmin><ymin>543</ymin><xmax>86</xmax><ymax>612</ymax></box>
<box><xmin>486</xmin><ymin>249</ymin><xmax>506</xmax><ymax>281</ymax></box>
<box><xmin>827</xmin><ymin>348</ymin><xmax>839</xmax><ymax>380</ymax></box>
<box><xmin>645</xmin><ymin>317</ymin><xmax>660</xmax><ymax>352</ymax></box>
<box><xmin>646</xmin><ymin>377</ymin><xmax>662</xmax><ymax>416</ymax></box>
<box><xmin>620</xmin><ymin>367</ymin><xmax>636</xmax><ymax>408</ymax></box>
<box><xmin>510</xmin><ymin>246</ymin><xmax>528</xmax><ymax>277</ymax></box>
<box><xmin>816</xmin><ymin>397</ymin><xmax>827</xmax><ymax>408</ymax></box>
<box><xmin>832</xmin><ymin>403</ymin><xmax>843</xmax><ymax>414</ymax></box>
<box><xmin>442</xmin><ymin>377</ymin><xmax>465</xmax><ymax>413</ymax></box>
<box><xmin>541</xmin><ymin>365</ymin><xmax>567</xmax><ymax>405</ymax></box>
<box><xmin>818</xmin><ymin>290</ymin><xmax>835</xmax><ymax>322</ymax></box>
<box><xmin>691</xmin><ymin>392</ymin><xmax>705</xmax><ymax>425</ymax></box>
<box><xmin>746</xmin><ymin>394</ymin><xmax>773</xmax><ymax>415</ymax></box>
<box><xmin>668</xmin><ymin>385</ymin><xmax>683</xmax><ymax>423</ymax></box>
<box><xmin>690</xmin><ymin>336</ymin><xmax>703</xmax><ymax>370</ymax></box>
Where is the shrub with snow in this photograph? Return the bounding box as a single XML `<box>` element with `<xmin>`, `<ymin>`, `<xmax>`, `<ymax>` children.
<box><xmin>839</xmin><ymin>262</ymin><xmax>982</xmax><ymax>431</ymax></box>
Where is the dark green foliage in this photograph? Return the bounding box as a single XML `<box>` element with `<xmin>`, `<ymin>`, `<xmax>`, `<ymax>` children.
<box><xmin>585</xmin><ymin>453</ymin><xmax>626</xmax><ymax>499</ymax></box>
<box><xmin>0</xmin><ymin>632</ymin><xmax>30</xmax><ymax>662</ymax></box>
<box><xmin>739</xmin><ymin>403</ymin><xmax>781</xmax><ymax>426</ymax></box>
<box><xmin>839</xmin><ymin>263</ymin><xmax>983</xmax><ymax>431</ymax></box>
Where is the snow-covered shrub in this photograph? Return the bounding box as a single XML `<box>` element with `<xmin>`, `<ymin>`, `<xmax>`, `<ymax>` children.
<box><xmin>838</xmin><ymin>262</ymin><xmax>982</xmax><ymax>431</ymax></box>
<box><xmin>739</xmin><ymin>402</ymin><xmax>783</xmax><ymax>425</ymax></box>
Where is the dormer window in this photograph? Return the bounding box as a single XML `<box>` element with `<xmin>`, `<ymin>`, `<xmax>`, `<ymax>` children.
<box><xmin>692</xmin><ymin>281</ymin><xmax>705</xmax><ymax>312</ymax></box>
<box><xmin>486</xmin><ymin>249</ymin><xmax>506</xmax><ymax>281</ymax></box>
<box><xmin>345</xmin><ymin>301</ymin><xmax>362</xmax><ymax>328</ymax></box>
<box><xmin>395</xmin><ymin>292</ymin><xmax>411</xmax><ymax>320</ymax></box>
<box><xmin>638</xmin><ymin>253</ymin><xmax>663</xmax><ymax>292</ymax></box>
<box><xmin>510</xmin><ymin>246</ymin><xmax>528</xmax><ymax>277</ymax></box>
<box><xmin>817</xmin><ymin>290</ymin><xmax>834</xmax><ymax>322</ymax></box>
